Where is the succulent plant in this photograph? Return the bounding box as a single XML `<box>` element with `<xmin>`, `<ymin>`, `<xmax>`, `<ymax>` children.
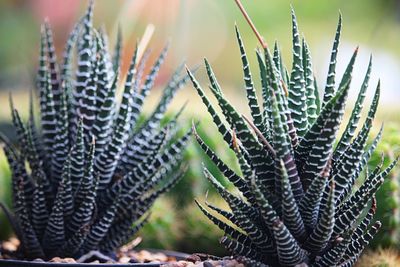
<box><xmin>0</xmin><ymin>1</ymin><xmax>189</xmax><ymax>260</ymax></box>
<box><xmin>189</xmin><ymin>8</ymin><xmax>398</xmax><ymax>267</ymax></box>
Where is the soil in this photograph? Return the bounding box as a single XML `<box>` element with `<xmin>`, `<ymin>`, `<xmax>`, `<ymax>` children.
<box><xmin>161</xmin><ymin>254</ymin><xmax>246</xmax><ymax>267</ymax></box>
<box><xmin>0</xmin><ymin>237</ymin><xmax>179</xmax><ymax>264</ymax></box>
<box><xmin>0</xmin><ymin>238</ymin><xmax>245</xmax><ymax>266</ymax></box>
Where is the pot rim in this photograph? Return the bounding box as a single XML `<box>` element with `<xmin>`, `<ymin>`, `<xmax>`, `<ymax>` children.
<box><xmin>0</xmin><ymin>249</ymin><xmax>189</xmax><ymax>267</ymax></box>
<box><xmin>0</xmin><ymin>260</ymin><xmax>162</xmax><ymax>266</ymax></box>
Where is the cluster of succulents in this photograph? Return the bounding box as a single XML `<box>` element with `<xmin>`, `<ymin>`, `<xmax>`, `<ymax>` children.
<box><xmin>0</xmin><ymin>1</ymin><xmax>189</xmax><ymax>260</ymax></box>
<box><xmin>190</xmin><ymin>8</ymin><xmax>397</xmax><ymax>267</ymax></box>
<box><xmin>0</xmin><ymin>0</ymin><xmax>398</xmax><ymax>266</ymax></box>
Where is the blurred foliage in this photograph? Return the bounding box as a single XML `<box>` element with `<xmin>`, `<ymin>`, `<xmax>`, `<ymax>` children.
<box><xmin>369</xmin><ymin>123</ymin><xmax>400</xmax><ymax>248</ymax></box>
<box><xmin>0</xmin><ymin>149</ymin><xmax>12</xmax><ymax>240</ymax></box>
<box><xmin>137</xmin><ymin>195</ymin><xmax>227</xmax><ymax>256</ymax></box>
<box><xmin>356</xmin><ymin>248</ymin><xmax>400</xmax><ymax>267</ymax></box>
<box><xmin>2</xmin><ymin>0</ymin><xmax>400</xmax><ymax>96</ymax></box>
<box><xmin>135</xmin><ymin>196</ymin><xmax>181</xmax><ymax>250</ymax></box>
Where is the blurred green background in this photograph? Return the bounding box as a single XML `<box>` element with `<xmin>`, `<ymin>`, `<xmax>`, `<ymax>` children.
<box><xmin>1</xmin><ymin>0</ymin><xmax>400</xmax><ymax>256</ymax></box>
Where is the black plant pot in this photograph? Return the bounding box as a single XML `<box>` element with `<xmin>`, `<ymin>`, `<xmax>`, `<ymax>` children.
<box><xmin>0</xmin><ymin>250</ymin><xmax>189</xmax><ymax>267</ymax></box>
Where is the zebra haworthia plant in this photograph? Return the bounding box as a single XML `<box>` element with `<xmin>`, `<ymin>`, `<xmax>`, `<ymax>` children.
<box><xmin>1</xmin><ymin>1</ymin><xmax>189</xmax><ymax>260</ymax></box>
<box><xmin>189</xmin><ymin>8</ymin><xmax>398</xmax><ymax>267</ymax></box>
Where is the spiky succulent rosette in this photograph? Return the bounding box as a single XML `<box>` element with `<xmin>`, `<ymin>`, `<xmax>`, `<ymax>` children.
<box><xmin>189</xmin><ymin>9</ymin><xmax>398</xmax><ymax>267</ymax></box>
<box><xmin>0</xmin><ymin>1</ymin><xmax>189</xmax><ymax>260</ymax></box>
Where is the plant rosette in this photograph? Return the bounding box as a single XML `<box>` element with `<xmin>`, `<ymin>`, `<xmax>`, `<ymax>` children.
<box><xmin>189</xmin><ymin>1</ymin><xmax>397</xmax><ymax>266</ymax></box>
<box><xmin>0</xmin><ymin>0</ymin><xmax>190</xmax><ymax>265</ymax></box>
